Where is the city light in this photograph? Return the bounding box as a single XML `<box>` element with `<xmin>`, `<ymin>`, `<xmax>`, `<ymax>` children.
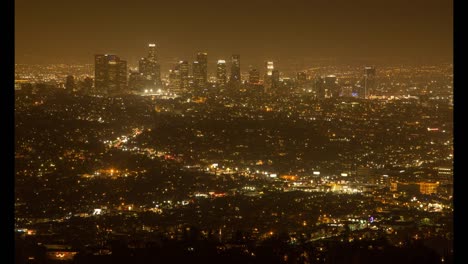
<box><xmin>14</xmin><ymin>1</ymin><xmax>453</xmax><ymax>261</ymax></box>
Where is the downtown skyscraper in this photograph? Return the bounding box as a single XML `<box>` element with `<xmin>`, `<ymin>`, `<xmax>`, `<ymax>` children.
<box><xmin>264</xmin><ymin>61</ymin><xmax>274</xmax><ymax>91</ymax></box>
<box><xmin>196</xmin><ymin>52</ymin><xmax>208</xmax><ymax>87</ymax></box>
<box><xmin>94</xmin><ymin>54</ymin><xmax>127</xmax><ymax>94</ymax></box>
<box><xmin>192</xmin><ymin>60</ymin><xmax>202</xmax><ymax>88</ymax></box>
<box><xmin>139</xmin><ymin>43</ymin><xmax>161</xmax><ymax>87</ymax></box>
<box><xmin>178</xmin><ymin>61</ymin><xmax>190</xmax><ymax>89</ymax></box>
<box><xmin>216</xmin><ymin>60</ymin><xmax>227</xmax><ymax>87</ymax></box>
<box><xmin>248</xmin><ymin>68</ymin><xmax>260</xmax><ymax>84</ymax></box>
<box><xmin>230</xmin><ymin>54</ymin><xmax>241</xmax><ymax>85</ymax></box>
<box><xmin>362</xmin><ymin>66</ymin><xmax>376</xmax><ymax>98</ymax></box>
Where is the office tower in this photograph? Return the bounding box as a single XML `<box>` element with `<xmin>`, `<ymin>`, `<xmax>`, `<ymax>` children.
<box><xmin>196</xmin><ymin>52</ymin><xmax>208</xmax><ymax>86</ymax></box>
<box><xmin>297</xmin><ymin>72</ymin><xmax>307</xmax><ymax>86</ymax></box>
<box><xmin>282</xmin><ymin>77</ymin><xmax>293</xmax><ymax>90</ymax></box>
<box><xmin>264</xmin><ymin>61</ymin><xmax>274</xmax><ymax>90</ymax></box>
<box><xmin>437</xmin><ymin>166</ymin><xmax>453</xmax><ymax>184</ymax></box>
<box><xmin>65</xmin><ymin>75</ymin><xmax>75</xmax><ymax>93</ymax></box>
<box><xmin>139</xmin><ymin>43</ymin><xmax>161</xmax><ymax>87</ymax></box>
<box><xmin>230</xmin><ymin>54</ymin><xmax>241</xmax><ymax>83</ymax></box>
<box><xmin>128</xmin><ymin>70</ymin><xmax>145</xmax><ymax>91</ymax></box>
<box><xmin>94</xmin><ymin>54</ymin><xmax>127</xmax><ymax>95</ymax></box>
<box><xmin>192</xmin><ymin>61</ymin><xmax>202</xmax><ymax>88</ymax></box>
<box><xmin>148</xmin><ymin>43</ymin><xmax>161</xmax><ymax>85</ymax></box>
<box><xmin>216</xmin><ymin>60</ymin><xmax>227</xmax><ymax>87</ymax></box>
<box><xmin>248</xmin><ymin>68</ymin><xmax>260</xmax><ymax>84</ymax></box>
<box><xmin>365</xmin><ymin>66</ymin><xmax>376</xmax><ymax>77</ymax></box>
<box><xmin>324</xmin><ymin>75</ymin><xmax>336</xmax><ymax>86</ymax></box>
<box><xmin>78</xmin><ymin>77</ymin><xmax>93</xmax><ymax>95</ymax></box>
<box><xmin>266</xmin><ymin>61</ymin><xmax>274</xmax><ymax>76</ymax></box>
<box><xmin>168</xmin><ymin>69</ymin><xmax>181</xmax><ymax>90</ymax></box>
<box><xmin>314</xmin><ymin>77</ymin><xmax>325</xmax><ymax>99</ymax></box>
<box><xmin>362</xmin><ymin>66</ymin><xmax>376</xmax><ymax>98</ymax></box>
<box><xmin>341</xmin><ymin>85</ymin><xmax>353</xmax><ymax>97</ymax></box>
<box><xmin>324</xmin><ymin>75</ymin><xmax>339</xmax><ymax>97</ymax></box>
<box><xmin>94</xmin><ymin>55</ymin><xmax>107</xmax><ymax>93</ymax></box>
<box><xmin>148</xmin><ymin>43</ymin><xmax>157</xmax><ymax>61</ymax></box>
<box><xmin>139</xmin><ymin>57</ymin><xmax>150</xmax><ymax>78</ymax></box>
<box><xmin>271</xmin><ymin>69</ymin><xmax>280</xmax><ymax>89</ymax></box>
<box><xmin>178</xmin><ymin>60</ymin><xmax>189</xmax><ymax>89</ymax></box>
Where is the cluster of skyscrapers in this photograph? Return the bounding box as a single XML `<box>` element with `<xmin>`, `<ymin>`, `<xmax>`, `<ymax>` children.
<box><xmin>93</xmin><ymin>43</ymin><xmax>280</xmax><ymax>94</ymax></box>
<box><xmin>94</xmin><ymin>54</ymin><xmax>127</xmax><ymax>95</ymax></box>
<box><xmin>91</xmin><ymin>43</ymin><xmax>376</xmax><ymax>98</ymax></box>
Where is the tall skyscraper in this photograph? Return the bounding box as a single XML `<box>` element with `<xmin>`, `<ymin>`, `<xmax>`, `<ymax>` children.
<box><xmin>148</xmin><ymin>43</ymin><xmax>157</xmax><ymax>61</ymax></box>
<box><xmin>65</xmin><ymin>75</ymin><xmax>75</xmax><ymax>93</ymax></box>
<box><xmin>341</xmin><ymin>85</ymin><xmax>353</xmax><ymax>97</ymax></box>
<box><xmin>362</xmin><ymin>66</ymin><xmax>376</xmax><ymax>98</ymax></box>
<box><xmin>264</xmin><ymin>61</ymin><xmax>274</xmax><ymax>90</ymax></box>
<box><xmin>139</xmin><ymin>57</ymin><xmax>150</xmax><ymax>77</ymax></box>
<box><xmin>266</xmin><ymin>61</ymin><xmax>274</xmax><ymax>76</ymax></box>
<box><xmin>192</xmin><ymin>61</ymin><xmax>202</xmax><ymax>88</ymax></box>
<box><xmin>297</xmin><ymin>72</ymin><xmax>307</xmax><ymax>85</ymax></box>
<box><xmin>94</xmin><ymin>54</ymin><xmax>127</xmax><ymax>95</ymax></box>
<box><xmin>230</xmin><ymin>54</ymin><xmax>241</xmax><ymax>83</ymax></box>
<box><xmin>196</xmin><ymin>52</ymin><xmax>208</xmax><ymax>87</ymax></box>
<box><xmin>139</xmin><ymin>43</ymin><xmax>161</xmax><ymax>87</ymax></box>
<box><xmin>271</xmin><ymin>69</ymin><xmax>280</xmax><ymax>89</ymax></box>
<box><xmin>365</xmin><ymin>66</ymin><xmax>376</xmax><ymax>77</ymax></box>
<box><xmin>128</xmin><ymin>70</ymin><xmax>145</xmax><ymax>91</ymax></box>
<box><xmin>178</xmin><ymin>61</ymin><xmax>189</xmax><ymax>89</ymax></box>
<box><xmin>248</xmin><ymin>68</ymin><xmax>260</xmax><ymax>84</ymax></box>
<box><xmin>324</xmin><ymin>75</ymin><xmax>338</xmax><ymax>97</ymax></box>
<box><xmin>314</xmin><ymin>77</ymin><xmax>325</xmax><ymax>99</ymax></box>
<box><xmin>216</xmin><ymin>60</ymin><xmax>227</xmax><ymax>87</ymax></box>
<box><xmin>168</xmin><ymin>69</ymin><xmax>181</xmax><ymax>90</ymax></box>
<box><xmin>80</xmin><ymin>76</ymin><xmax>93</xmax><ymax>95</ymax></box>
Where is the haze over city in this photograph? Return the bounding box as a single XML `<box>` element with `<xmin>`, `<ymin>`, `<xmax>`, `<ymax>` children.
<box><xmin>16</xmin><ymin>0</ymin><xmax>452</xmax><ymax>67</ymax></box>
<box><xmin>15</xmin><ymin>0</ymin><xmax>453</xmax><ymax>263</ymax></box>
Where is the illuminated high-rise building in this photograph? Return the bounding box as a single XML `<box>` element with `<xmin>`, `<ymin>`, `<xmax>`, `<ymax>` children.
<box><xmin>216</xmin><ymin>60</ymin><xmax>227</xmax><ymax>87</ymax></box>
<box><xmin>94</xmin><ymin>54</ymin><xmax>127</xmax><ymax>94</ymax></box>
<box><xmin>168</xmin><ymin>69</ymin><xmax>181</xmax><ymax>90</ymax></box>
<box><xmin>196</xmin><ymin>52</ymin><xmax>208</xmax><ymax>86</ymax></box>
<box><xmin>419</xmin><ymin>182</ymin><xmax>439</xmax><ymax>195</ymax></box>
<box><xmin>341</xmin><ymin>85</ymin><xmax>353</xmax><ymax>97</ymax></box>
<box><xmin>128</xmin><ymin>70</ymin><xmax>145</xmax><ymax>91</ymax></box>
<box><xmin>271</xmin><ymin>69</ymin><xmax>280</xmax><ymax>89</ymax></box>
<box><xmin>264</xmin><ymin>61</ymin><xmax>274</xmax><ymax>90</ymax></box>
<box><xmin>297</xmin><ymin>72</ymin><xmax>307</xmax><ymax>86</ymax></box>
<box><xmin>365</xmin><ymin>66</ymin><xmax>376</xmax><ymax>77</ymax></box>
<box><xmin>437</xmin><ymin>166</ymin><xmax>453</xmax><ymax>184</ymax></box>
<box><xmin>266</xmin><ymin>61</ymin><xmax>274</xmax><ymax>76</ymax></box>
<box><xmin>230</xmin><ymin>54</ymin><xmax>241</xmax><ymax>83</ymax></box>
<box><xmin>324</xmin><ymin>75</ymin><xmax>339</xmax><ymax>97</ymax></box>
<box><xmin>324</xmin><ymin>75</ymin><xmax>336</xmax><ymax>86</ymax></box>
<box><xmin>78</xmin><ymin>77</ymin><xmax>93</xmax><ymax>95</ymax></box>
<box><xmin>148</xmin><ymin>43</ymin><xmax>157</xmax><ymax>61</ymax></box>
<box><xmin>282</xmin><ymin>77</ymin><xmax>293</xmax><ymax>90</ymax></box>
<box><xmin>313</xmin><ymin>77</ymin><xmax>325</xmax><ymax>99</ymax></box>
<box><xmin>178</xmin><ymin>60</ymin><xmax>189</xmax><ymax>89</ymax></box>
<box><xmin>192</xmin><ymin>61</ymin><xmax>202</xmax><ymax>88</ymax></box>
<box><xmin>139</xmin><ymin>43</ymin><xmax>161</xmax><ymax>87</ymax></box>
<box><xmin>139</xmin><ymin>58</ymin><xmax>150</xmax><ymax>79</ymax></box>
<box><xmin>248</xmin><ymin>68</ymin><xmax>260</xmax><ymax>84</ymax></box>
<box><xmin>65</xmin><ymin>75</ymin><xmax>75</xmax><ymax>93</ymax></box>
<box><xmin>361</xmin><ymin>66</ymin><xmax>376</xmax><ymax>98</ymax></box>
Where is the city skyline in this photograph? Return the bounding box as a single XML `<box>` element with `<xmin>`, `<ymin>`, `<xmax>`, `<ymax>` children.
<box><xmin>14</xmin><ymin>0</ymin><xmax>453</xmax><ymax>263</ymax></box>
<box><xmin>16</xmin><ymin>0</ymin><xmax>452</xmax><ymax>65</ymax></box>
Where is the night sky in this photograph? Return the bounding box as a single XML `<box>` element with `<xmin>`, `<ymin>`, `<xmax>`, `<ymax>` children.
<box><xmin>15</xmin><ymin>0</ymin><xmax>452</xmax><ymax>67</ymax></box>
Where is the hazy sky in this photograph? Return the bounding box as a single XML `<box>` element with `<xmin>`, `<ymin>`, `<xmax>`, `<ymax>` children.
<box><xmin>15</xmin><ymin>0</ymin><xmax>452</xmax><ymax>67</ymax></box>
